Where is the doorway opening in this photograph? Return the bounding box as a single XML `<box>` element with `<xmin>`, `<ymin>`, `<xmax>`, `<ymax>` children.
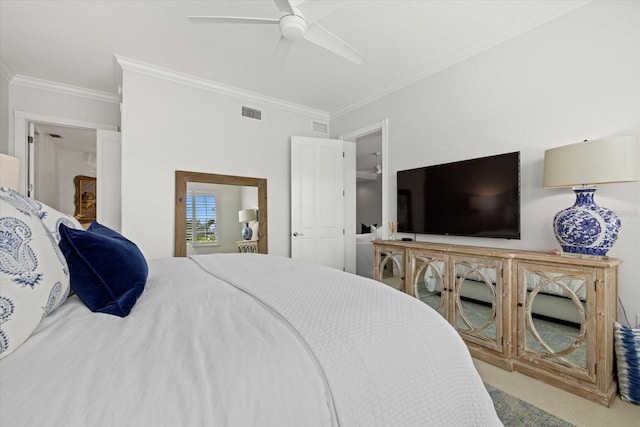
<box><xmin>355</xmin><ymin>130</ymin><xmax>382</xmax><ymax>234</ymax></box>
<box><xmin>339</xmin><ymin>119</ymin><xmax>389</xmax><ymax>275</ymax></box>
<box><xmin>13</xmin><ymin>111</ymin><xmax>119</xmax><ymax>224</ymax></box>
<box><xmin>31</xmin><ymin>123</ymin><xmax>97</xmax><ymax>218</ymax></box>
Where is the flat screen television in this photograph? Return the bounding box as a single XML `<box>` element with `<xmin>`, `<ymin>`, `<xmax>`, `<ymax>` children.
<box><xmin>397</xmin><ymin>151</ymin><xmax>520</xmax><ymax>239</ymax></box>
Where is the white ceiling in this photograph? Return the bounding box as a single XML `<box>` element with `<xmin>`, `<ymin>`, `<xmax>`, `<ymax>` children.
<box><xmin>0</xmin><ymin>1</ymin><xmax>588</xmax><ymax>116</ymax></box>
<box><xmin>35</xmin><ymin>123</ymin><xmax>96</xmax><ymax>153</ymax></box>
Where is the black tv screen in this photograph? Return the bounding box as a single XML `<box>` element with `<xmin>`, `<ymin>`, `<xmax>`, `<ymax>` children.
<box><xmin>397</xmin><ymin>151</ymin><xmax>520</xmax><ymax>239</ymax></box>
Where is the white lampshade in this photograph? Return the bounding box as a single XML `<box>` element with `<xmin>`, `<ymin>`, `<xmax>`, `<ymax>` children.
<box><xmin>0</xmin><ymin>154</ymin><xmax>20</xmax><ymax>190</ymax></box>
<box><xmin>238</xmin><ymin>208</ymin><xmax>257</xmax><ymax>223</ymax></box>
<box><xmin>543</xmin><ymin>136</ymin><xmax>640</xmax><ymax>188</ymax></box>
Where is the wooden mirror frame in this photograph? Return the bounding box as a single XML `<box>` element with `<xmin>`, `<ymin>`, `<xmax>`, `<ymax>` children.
<box><xmin>174</xmin><ymin>170</ymin><xmax>268</xmax><ymax>257</ymax></box>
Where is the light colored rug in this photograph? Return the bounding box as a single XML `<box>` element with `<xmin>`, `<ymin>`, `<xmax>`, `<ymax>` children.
<box><xmin>487</xmin><ymin>383</ymin><xmax>574</xmax><ymax>427</ymax></box>
<box><xmin>475</xmin><ymin>359</ymin><xmax>640</xmax><ymax>427</ymax></box>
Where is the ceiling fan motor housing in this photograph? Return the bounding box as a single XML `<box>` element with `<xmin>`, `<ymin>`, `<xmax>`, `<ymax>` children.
<box><xmin>280</xmin><ymin>14</ymin><xmax>307</xmax><ymax>40</ymax></box>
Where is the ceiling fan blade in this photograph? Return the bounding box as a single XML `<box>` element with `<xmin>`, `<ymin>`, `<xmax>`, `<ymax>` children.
<box><xmin>273</xmin><ymin>0</ymin><xmax>295</xmax><ymax>15</ymax></box>
<box><xmin>304</xmin><ymin>24</ymin><xmax>364</xmax><ymax>65</ymax></box>
<box><xmin>188</xmin><ymin>16</ymin><xmax>279</xmax><ymax>25</ymax></box>
<box><xmin>273</xmin><ymin>37</ymin><xmax>293</xmax><ymax>72</ymax></box>
<box><xmin>296</xmin><ymin>1</ymin><xmax>350</xmax><ymax>25</ymax></box>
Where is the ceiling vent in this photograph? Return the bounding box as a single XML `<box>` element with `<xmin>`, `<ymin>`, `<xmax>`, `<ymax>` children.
<box><xmin>242</xmin><ymin>106</ymin><xmax>262</xmax><ymax>120</ymax></box>
<box><xmin>312</xmin><ymin>121</ymin><xmax>328</xmax><ymax>134</ymax></box>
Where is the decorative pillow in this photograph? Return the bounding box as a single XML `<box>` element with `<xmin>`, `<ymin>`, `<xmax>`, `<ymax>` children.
<box><xmin>0</xmin><ymin>187</ymin><xmax>83</xmax><ymax>242</ymax></box>
<box><xmin>58</xmin><ymin>222</ymin><xmax>148</xmax><ymax>317</ymax></box>
<box><xmin>614</xmin><ymin>322</ymin><xmax>640</xmax><ymax>405</ymax></box>
<box><xmin>361</xmin><ymin>223</ymin><xmax>378</xmax><ymax>234</ymax></box>
<box><xmin>356</xmin><ymin>233</ymin><xmax>375</xmax><ymax>242</ymax></box>
<box><xmin>0</xmin><ymin>197</ymin><xmax>70</xmax><ymax>358</ymax></box>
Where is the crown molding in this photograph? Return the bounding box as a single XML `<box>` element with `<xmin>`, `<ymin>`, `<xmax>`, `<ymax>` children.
<box><xmin>330</xmin><ymin>1</ymin><xmax>590</xmax><ymax>119</ymax></box>
<box><xmin>0</xmin><ymin>56</ymin><xmax>15</xmax><ymax>82</ymax></box>
<box><xmin>115</xmin><ymin>55</ymin><xmax>329</xmax><ymax>120</ymax></box>
<box><xmin>10</xmin><ymin>75</ymin><xmax>119</xmax><ymax>104</ymax></box>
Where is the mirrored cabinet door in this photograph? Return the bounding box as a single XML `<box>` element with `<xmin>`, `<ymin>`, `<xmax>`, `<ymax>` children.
<box><xmin>373</xmin><ymin>245</ymin><xmax>404</xmax><ymax>292</ymax></box>
<box><xmin>408</xmin><ymin>251</ymin><xmax>448</xmax><ymax>318</ymax></box>
<box><xmin>451</xmin><ymin>256</ymin><xmax>504</xmax><ymax>353</ymax></box>
<box><xmin>516</xmin><ymin>262</ymin><xmax>595</xmax><ymax>383</ymax></box>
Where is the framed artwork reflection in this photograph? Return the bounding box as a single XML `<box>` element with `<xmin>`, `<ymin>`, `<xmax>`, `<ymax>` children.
<box><xmin>74</xmin><ymin>175</ymin><xmax>96</xmax><ymax>223</ymax></box>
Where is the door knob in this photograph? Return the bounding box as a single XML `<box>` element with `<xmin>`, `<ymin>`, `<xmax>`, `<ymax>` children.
<box><xmin>293</xmin><ymin>232</ymin><xmax>303</xmax><ymax>237</ymax></box>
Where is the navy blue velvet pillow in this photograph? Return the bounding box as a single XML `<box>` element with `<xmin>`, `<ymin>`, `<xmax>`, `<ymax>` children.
<box><xmin>58</xmin><ymin>222</ymin><xmax>148</xmax><ymax>317</ymax></box>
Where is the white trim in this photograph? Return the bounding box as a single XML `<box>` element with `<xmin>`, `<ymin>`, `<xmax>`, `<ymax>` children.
<box><xmin>13</xmin><ymin>111</ymin><xmax>118</xmax><ymax>194</ymax></box>
<box><xmin>14</xmin><ymin>111</ymin><xmax>118</xmax><ymax>131</ymax></box>
<box><xmin>115</xmin><ymin>55</ymin><xmax>329</xmax><ymax>121</ymax></box>
<box><xmin>340</xmin><ymin>121</ymin><xmax>385</xmax><ymax>142</ymax></box>
<box><xmin>10</xmin><ymin>75</ymin><xmax>120</xmax><ymax>104</ymax></box>
<box><xmin>0</xmin><ymin>56</ymin><xmax>15</xmax><ymax>82</ymax></box>
<box><xmin>339</xmin><ymin>118</ymin><xmax>389</xmax><ymax>273</ymax></box>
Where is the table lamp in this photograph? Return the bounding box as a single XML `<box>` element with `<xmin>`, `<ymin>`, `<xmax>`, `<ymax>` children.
<box><xmin>543</xmin><ymin>136</ymin><xmax>640</xmax><ymax>255</ymax></box>
<box><xmin>238</xmin><ymin>208</ymin><xmax>257</xmax><ymax>240</ymax></box>
<box><xmin>0</xmin><ymin>154</ymin><xmax>20</xmax><ymax>190</ymax></box>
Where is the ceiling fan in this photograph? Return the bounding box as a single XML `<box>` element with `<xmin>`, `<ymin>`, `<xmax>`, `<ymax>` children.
<box><xmin>188</xmin><ymin>0</ymin><xmax>365</xmax><ymax>67</ymax></box>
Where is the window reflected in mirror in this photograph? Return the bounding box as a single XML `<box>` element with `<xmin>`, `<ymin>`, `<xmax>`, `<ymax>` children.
<box><xmin>186</xmin><ymin>182</ymin><xmax>257</xmax><ymax>254</ymax></box>
<box><xmin>175</xmin><ymin>171</ymin><xmax>267</xmax><ymax>256</ymax></box>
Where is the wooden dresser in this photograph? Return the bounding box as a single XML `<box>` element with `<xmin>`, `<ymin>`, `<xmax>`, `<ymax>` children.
<box><xmin>372</xmin><ymin>240</ymin><xmax>620</xmax><ymax>406</ymax></box>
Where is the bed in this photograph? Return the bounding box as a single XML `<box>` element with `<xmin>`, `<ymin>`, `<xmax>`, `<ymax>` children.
<box><xmin>0</xmin><ymin>191</ymin><xmax>501</xmax><ymax>426</ymax></box>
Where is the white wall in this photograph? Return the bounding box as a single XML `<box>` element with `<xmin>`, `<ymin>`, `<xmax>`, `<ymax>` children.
<box><xmin>34</xmin><ymin>132</ymin><xmax>59</xmax><ymax>209</ymax></box>
<box><xmin>330</xmin><ymin>1</ymin><xmax>640</xmax><ymax>320</ymax></box>
<box><xmin>8</xmin><ymin>83</ymin><xmax>119</xmax><ymax>191</ymax></box>
<box><xmin>9</xmin><ymin>85</ymin><xmax>120</xmax><ymax>127</ymax></box>
<box><xmin>356</xmin><ymin>179</ymin><xmax>382</xmax><ymax>230</ymax></box>
<box><xmin>120</xmin><ymin>70</ymin><xmax>325</xmax><ymax>259</ymax></box>
<box><xmin>0</xmin><ymin>72</ymin><xmax>8</xmax><ymax>154</ymax></box>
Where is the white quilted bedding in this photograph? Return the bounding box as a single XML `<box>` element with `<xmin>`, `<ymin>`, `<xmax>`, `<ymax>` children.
<box><xmin>0</xmin><ymin>254</ymin><xmax>500</xmax><ymax>426</ymax></box>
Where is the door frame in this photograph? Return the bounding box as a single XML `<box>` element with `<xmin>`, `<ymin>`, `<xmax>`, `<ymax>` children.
<box><xmin>12</xmin><ymin>110</ymin><xmax>117</xmax><ymax>195</ymax></box>
<box><xmin>339</xmin><ymin>118</ymin><xmax>389</xmax><ymax>274</ymax></box>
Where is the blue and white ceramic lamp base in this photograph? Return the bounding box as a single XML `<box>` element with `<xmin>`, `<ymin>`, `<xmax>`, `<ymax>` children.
<box><xmin>242</xmin><ymin>222</ymin><xmax>253</xmax><ymax>240</ymax></box>
<box><xmin>553</xmin><ymin>188</ymin><xmax>620</xmax><ymax>256</ymax></box>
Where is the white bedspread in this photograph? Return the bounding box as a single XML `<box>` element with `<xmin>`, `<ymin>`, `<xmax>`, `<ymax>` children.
<box><xmin>1</xmin><ymin>254</ymin><xmax>500</xmax><ymax>427</ymax></box>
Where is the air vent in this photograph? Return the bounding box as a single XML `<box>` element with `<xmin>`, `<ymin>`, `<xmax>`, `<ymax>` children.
<box><xmin>242</xmin><ymin>106</ymin><xmax>262</xmax><ymax>120</ymax></box>
<box><xmin>48</xmin><ymin>133</ymin><xmax>62</xmax><ymax>139</ymax></box>
<box><xmin>312</xmin><ymin>121</ymin><xmax>328</xmax><ymax>134</ymax></box>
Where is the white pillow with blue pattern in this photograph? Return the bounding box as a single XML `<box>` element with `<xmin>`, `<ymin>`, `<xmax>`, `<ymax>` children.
<box><xmin>0</xmin><ymin>187</ymin><xmax>83</xmax><ymax>242</ymax></box>
<box><xmin>614</xmin><ymin>322</ymin><xmax>640</xmax><ymax>405</ymax></box>
<box><xmin>0</xmin><ymin>190</ymin><xmax>79</xmax><ymax>358</ymax></box>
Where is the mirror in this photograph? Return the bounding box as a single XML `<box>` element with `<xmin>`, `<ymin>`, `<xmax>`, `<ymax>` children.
<box><xmin>377</xmin><ymin>250</ymin><xmax>403</xmax><ymax>291</ymax></box>
<box><xmin>175</xmin><ymin>171</ymin><xmax>267</xmax><ymax>257</ymax></box>
<box><xmin>522</xmin><ymin>270</ymin><xmax>588</xmax><ymax>370</ymax></box>
<box><xmin>413</xmin><ymin>256</ymin><xmax>446</xmax><ymax>317</ymax></box>
<box><xmin>454</xmin><ymin>261</ymin><xmax>498</xmax><ymax>342</ymax></box>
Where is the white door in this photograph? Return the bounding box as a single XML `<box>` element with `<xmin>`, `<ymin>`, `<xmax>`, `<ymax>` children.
<box><xmin>291</xmin><ymin>136</ymin><xmax>344</xmax><ymax>270</ymax></box>
<box><xmin>96</xmin><ymin>130</ymin><xmax>121</xmax><ymax>231</ymax></box>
